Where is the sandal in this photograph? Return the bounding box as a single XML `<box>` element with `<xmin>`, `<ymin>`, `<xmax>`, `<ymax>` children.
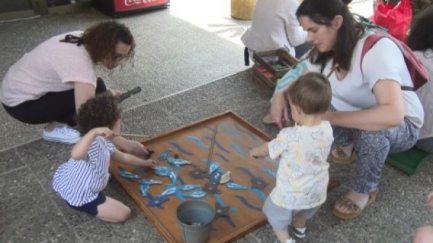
<box><xmin>327</xmin><ymin>177</ymin><xmax>340</xmax><ymax>192</ymax></box>
<box><xmin>330</xmin><ymin>146</ymin><xmax>356</xmax><ymax>164</ymax></box>
<box><xmin>332</xmin><ymin>190</ymin><xmax>378</xmax><ymax>220</ymax></box>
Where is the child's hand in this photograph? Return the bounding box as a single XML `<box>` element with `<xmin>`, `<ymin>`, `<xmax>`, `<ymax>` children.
<box><xmin>427</xmin><ymin>192</ymin><xmax>433</xmax><ymax>211</ymax></box>
<box><xmin>142</xmin><ymin>159</ymin><xmax>158</xmax><ymax>169</ymax></box>
<box><xmin>249</xmin><ymin>148</ymin><xmax>259</xmax><ymax>159</ymax></box>
<box><xmin>92</xmin><ymin>127</ymin><xmax>113</xmax><ymax>138</ymax></box>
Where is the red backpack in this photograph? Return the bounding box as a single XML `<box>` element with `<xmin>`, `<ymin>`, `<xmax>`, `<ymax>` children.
<box><xmin>360</xmin><ymin>32</ymin><xmax>429</xmax><ymax>91</ymax></box>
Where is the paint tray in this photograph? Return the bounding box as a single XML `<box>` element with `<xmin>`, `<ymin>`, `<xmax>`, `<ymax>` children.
<box><xmin>253</xmin><ymin>49</ymin><xmax>299</xmax><ymax>78</ymax></box>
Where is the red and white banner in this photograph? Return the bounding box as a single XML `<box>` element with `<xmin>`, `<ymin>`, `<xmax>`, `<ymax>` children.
<box><xmin>114</xmin><ymin>0</ymin><xmax>169</xmax><ymax>12</ymax></box>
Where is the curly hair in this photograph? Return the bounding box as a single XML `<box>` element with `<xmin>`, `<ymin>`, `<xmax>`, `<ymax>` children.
<box><xmin>76</xmin><ymin>93</ymin><xmax>122</xmax><ymax>135</ymax></box>
<box><xmin>81</xmin><ymin>21</ymin><xmax>135</xmax><ymax>64</ymax></box>
<box><xmin>407</xmin><ymin>5</ymin><xmax>433</xmax><ymax>52</ymax></box>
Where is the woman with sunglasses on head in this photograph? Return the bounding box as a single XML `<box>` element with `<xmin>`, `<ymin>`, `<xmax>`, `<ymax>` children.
<box><xmin>0</xmin><ymin>21</ymin><xmax>148</xmax><ymax>156</ymax></box>
<box><xmin>269</xmin><ymin>0</ymin><xmax>424</xmax><ymax>220</ymax></box>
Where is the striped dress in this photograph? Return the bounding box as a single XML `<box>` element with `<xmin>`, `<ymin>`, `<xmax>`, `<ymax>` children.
<box><xmin>53</xmin><ymin>136</ymin><xmax>115</xmax><ymax>206</ymax></box>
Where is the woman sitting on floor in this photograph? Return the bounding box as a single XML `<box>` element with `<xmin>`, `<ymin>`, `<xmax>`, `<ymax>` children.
<box><xmin>269</xmin><ymin>0</ymin><xmax>424</xmax><ymax>219</ymax></box>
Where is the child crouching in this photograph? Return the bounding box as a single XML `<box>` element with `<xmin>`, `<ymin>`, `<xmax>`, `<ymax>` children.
<box><xmin>53</xmin><ymin>94</ymin><xmax>157</xmax><ymax>223</ymax></box>
<box><xmin>250</xmin><ymin>72</ymin><xmax>334</xmax><ymax>243</ymax></box>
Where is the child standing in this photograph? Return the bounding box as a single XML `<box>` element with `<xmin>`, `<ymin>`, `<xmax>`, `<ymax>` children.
<box><xmin>53</xmin><ymin>94</ymin><xmax>157</xmax><ymax>223</ymax></box>
<box><xmin>250</xmin><ymin>72</ymin><xmax>334</xmax><ymax>243</ymax></box>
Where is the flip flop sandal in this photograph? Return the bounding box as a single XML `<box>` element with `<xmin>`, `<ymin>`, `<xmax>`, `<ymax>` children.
<box><xmin>332</xmin><ymin>190</ymin><xmax>378</xmax><ymax>220</ymax></box>
<box><xmin>330</xmin><ymin>147</ymin><xmax>357</xmax><ymax>164</ymax></box>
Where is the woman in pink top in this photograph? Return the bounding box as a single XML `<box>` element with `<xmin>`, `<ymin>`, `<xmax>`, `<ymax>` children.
<box><xmin>0</xmin><ymin>21</ymin><xmax>148</xmax><ymax>156</ymax></box>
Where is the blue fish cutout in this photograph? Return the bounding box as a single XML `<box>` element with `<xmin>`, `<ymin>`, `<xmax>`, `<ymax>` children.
<box><xmin>226</xmin><ymin>182</ymin><xmax>248</xmax><ymax>190</ymax></box>
<box><xmin>140</xmin><ymin>184</ymin><xmax>150</xmax><ymax>197</ymax></box>
<box><xmin>182</xmin><ymin>190</ymin><xmax>207</xmax><ymax>199</ymax></box>
<box><xmin>154</xmin><ymin>166</ymin><xmax>172</xmax><ymax>176</ymax></box>
<box><xmin>250</xmin><ymin>188</ymin><xmax>267</xmax><ymax>202</ymax></box>
<box><xmin>200</xmin><ymin>159</ymin><xmax>220</xmax><ymax>175</ymax></box>
<box><xmin>167</xmin><ymin>157</ymin><xmax>192</xmax><ymax>167</ymax></box>
<box><xmin>157</xmin><ymin>185</ymin><xmax>177</xmax><ymax>198</ymax></box>
<box><xmin>139</xmin><ymin>179</ymin><xmax>162</xmax><ymax>185</ymax></box>
<box><xmin>169</xmin><ymin>170</ymin><xmax>179</xmax><ymax>185</ymax></box>
<box><xmin>179</xmin><ymin>184</ymin><xmax>201</xmax><ymax>191</ymax></box>
<box><xmin>118</xmin><ymin>168</ymin><xmax>139</xmax><ymax>179</ymax></box>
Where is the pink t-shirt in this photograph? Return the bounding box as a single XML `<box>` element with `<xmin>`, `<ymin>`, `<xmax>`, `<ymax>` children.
<box><xmin>0</xmin><ymin>31</ymin><xmax>97</xmax><ymax>106</ymax></box>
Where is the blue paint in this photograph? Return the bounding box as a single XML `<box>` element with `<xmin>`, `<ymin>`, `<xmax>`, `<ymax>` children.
<box><xmin>250</xmin><ymin>188</ymin><xmax>267</xmax><ymax>202</ymax></box>
<box><xmin>186</xmin><ymin>136</ymin><xmax>209</xmax><ymax>149</ymax></box>
<box><xmin>234</xmin><ymin>123</ymin><xmax>257</xmax><ymax>141</ymax></box>
<box><xmin>261</xmin><ymin>168</ymin><xmax>277</xmax><ymax>179</ymax></box>
<box><xmin>235</xmin><ymin>167</ymin><xmax>255</xmax><ymax>178</ymax></box>
<box><xmin>220</xmin><ymin>124</ymin><xmax>239</xmax><ymax>138</ymax></box>
<box><xmin>204</xmin><ymin>136</ymin><xmax>230</xmax><ymax>154</ymax></box>
<box><xmin>214</xmin><ymin>194</ymin><xmax>238</xmax><ymax>213</ymax></box>
<box><xmin>135</xmin><ymin>166</ymin><xmax>147</xmax><ymax>176</ymax></box>
<box><xmin>229</xmin><ymin>142</ymin><xmax>248</xmax><ymax>157</ymax></box>
<box><xmin>204</xmin><ymin>125</ymin><xmax>215</xmax><ymax>132</ymax></box>
<box><xmin>168</xmin><ymin>141</ymin><xmax>193</xmax><ymax>156</ymax></box>
<box><xmin>235</xmin><ymin>195</ymin><xmax>262</xmax><ymax>212</ymax></box>
<box><xmin>226</xmin><ymin>182</ymin><xmax>248</xmax><ymax>190</ymax></box>
<box><xmin>215</xmin><ymin>153</ymin><xmax>230</xmax><ymax>163</ymax></box>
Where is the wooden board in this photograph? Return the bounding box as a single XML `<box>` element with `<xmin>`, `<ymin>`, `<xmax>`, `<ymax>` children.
<box><xmin>109</xmin><ymin>111</ymin><xmax>277</xmax><ymax>243</ymax></box>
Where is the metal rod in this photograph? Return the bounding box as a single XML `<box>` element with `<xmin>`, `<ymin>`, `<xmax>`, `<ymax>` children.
<box><xmin>205</xmin><ymin>123</ymin><xmax>219</xmax><ymax>173</ymax></box>
<box><xmin>115</xmin><ymin>133</ymin><xmax>152</xmax><ymax>139</ymax></box>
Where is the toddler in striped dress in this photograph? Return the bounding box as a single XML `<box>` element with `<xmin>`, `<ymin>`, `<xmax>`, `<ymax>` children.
<box><xmin>53</xmin><ymin>94</ymin><xmax>157</xmax><ymax>223</ymax></box>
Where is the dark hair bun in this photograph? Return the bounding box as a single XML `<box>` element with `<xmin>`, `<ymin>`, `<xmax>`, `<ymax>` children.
<box><xmin>342</xmin><ymin>0</ymin><xmax>352</xmax><ymax>5</ymax></box>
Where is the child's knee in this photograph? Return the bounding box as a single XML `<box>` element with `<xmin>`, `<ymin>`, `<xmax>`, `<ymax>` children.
<box><xmin>117</xmin><ymin>206</ymin><xmax>131</xmax><ymax>223</ymax></box>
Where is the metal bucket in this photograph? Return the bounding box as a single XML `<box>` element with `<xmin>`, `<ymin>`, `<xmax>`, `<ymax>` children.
<box><xmin>176</xmin><ymin>200</ymin><xmax>216</xmax><ymax>243</ymax></box>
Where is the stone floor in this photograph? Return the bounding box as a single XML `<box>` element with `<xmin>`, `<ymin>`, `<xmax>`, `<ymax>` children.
<box><xmin>1</xmin><ymin>0</ymin><xmax>431</xmax><ymax>242</ymax></box>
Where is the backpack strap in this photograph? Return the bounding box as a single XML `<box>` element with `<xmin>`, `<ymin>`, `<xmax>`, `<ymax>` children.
<box><xmin>360</xmin><ymin>33</ymin><xmax>414</xmax><ymax>91</ymax></box>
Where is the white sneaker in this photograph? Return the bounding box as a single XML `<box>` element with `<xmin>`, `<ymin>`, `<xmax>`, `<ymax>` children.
<box><xmin>42</xmin><ymin>125</ymin><xmax>81</xmax><ymax>144</ymax></box>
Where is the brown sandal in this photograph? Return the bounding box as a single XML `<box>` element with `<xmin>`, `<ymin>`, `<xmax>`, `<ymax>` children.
<box><xmin>332</xmin><ymin>190</ymin><xmax>378</xmax><ymax>220</ymax></box>
<box><xmin>330</xmin><ymin>147</ymin><xmax>357</xmax><ymax>164</ymax></box>
<box><xmin>327</xmin><ymin>177</ymin><xmax>340</xmax><ymax>192</ymax></box>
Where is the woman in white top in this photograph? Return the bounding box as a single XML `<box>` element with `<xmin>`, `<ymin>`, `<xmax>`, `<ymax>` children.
<box><xmin>407</xmin><ymin>5</ymin><xmax>433</xmax><ymax>153</ymax></box>
<box><xmin>270</xmin><ymin>0</ymin><xmax>424</xmax><ymax>220</ymax></box>
<box><xmin>241</xmin><ymin>0</ymin><xmax>310</xmax><ymax>59</ymax></box>
<box><xmin>0</xmin><ymin>21</ymin><xmax>147</xmax><ymax>156</ymax></box>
